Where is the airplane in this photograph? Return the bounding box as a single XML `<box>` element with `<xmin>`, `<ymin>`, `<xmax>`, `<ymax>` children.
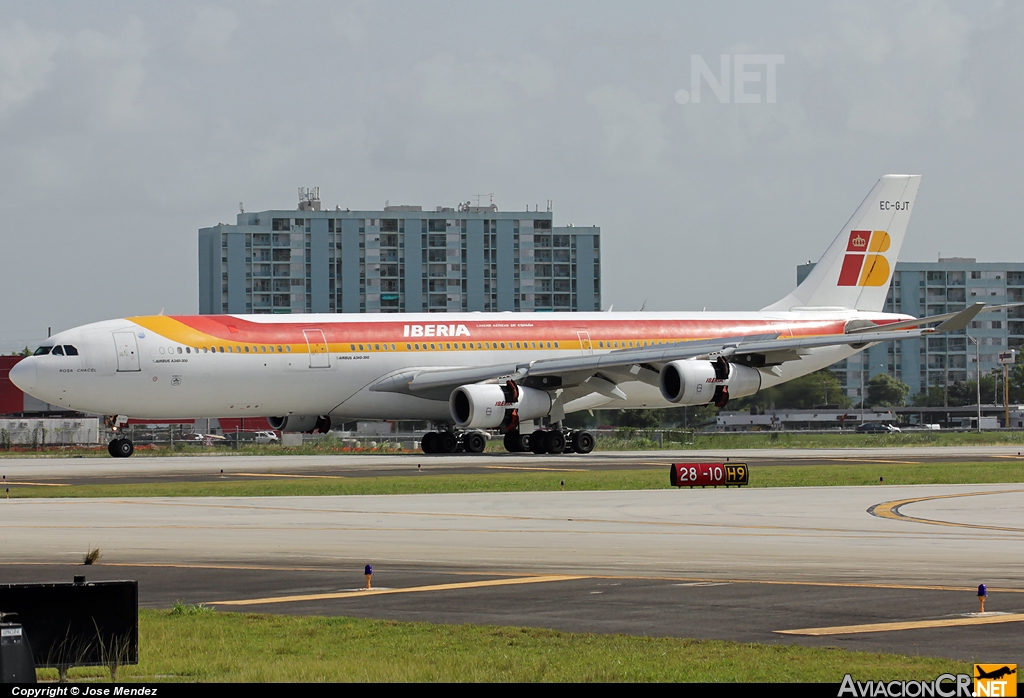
<box><xmin>7</xmin><ymin>174</ymin><xmax>1000</xmax><ymax>457</ymax></box>
<box><xmin>975</xmin><ymin>666</ymin><xmax>1016</xmax><ymax>681</ymax></box>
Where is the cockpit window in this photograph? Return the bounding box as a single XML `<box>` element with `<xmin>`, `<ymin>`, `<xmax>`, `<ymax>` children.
<box><xmin>51</xmin><ymin>346</ymin><xmax>65</xmax><ymax>356</ymax></box>
<box><xmin>33</xmin><ymin>346</ymin><xmax>52</xmax><ymax>356</ymax></box>
<box><xmin>64</xmin><ymin>345</ymin><xmax>79</xmax><ymax>355</ymax></box>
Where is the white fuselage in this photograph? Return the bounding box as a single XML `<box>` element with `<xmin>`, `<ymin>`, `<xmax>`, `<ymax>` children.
<box><xmin>9</xmin><ymin>310</ymin><xmax>907</xmax><ymax>422</ymax></box>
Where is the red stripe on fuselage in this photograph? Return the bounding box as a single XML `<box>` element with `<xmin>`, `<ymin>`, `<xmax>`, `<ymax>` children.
<box><xmin>163</xmin><ymin>315</ymin><xmax>854</xmax><ymax>345</ymax></box>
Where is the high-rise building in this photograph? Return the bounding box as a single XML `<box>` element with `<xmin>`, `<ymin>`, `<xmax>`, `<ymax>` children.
<box><xmin>199</xmin><ymin>190</ymin><xmax>601</xmax><ymax>315</ymax></box>
<box><xmin>797</xmin><ymin>259</ymin><xmax>1024</xmax><ymax>397</ymax></box>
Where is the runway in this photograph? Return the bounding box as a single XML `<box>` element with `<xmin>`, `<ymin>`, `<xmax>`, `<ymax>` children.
<box><xmin>1</xmin><ymin>445</ymin><xmax>1022</xmax><ymax>485</ymax></box>
<box><xmin>2</xmin><ymin>479</ymin><xmax>1022</xmax><ymax>660</ymax></box>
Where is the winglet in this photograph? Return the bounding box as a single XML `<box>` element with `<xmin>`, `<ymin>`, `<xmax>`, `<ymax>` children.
<box><xmin>933</xmin><ymin>302</ymin><xmax>985</xmax><ymax>333</ymax></box>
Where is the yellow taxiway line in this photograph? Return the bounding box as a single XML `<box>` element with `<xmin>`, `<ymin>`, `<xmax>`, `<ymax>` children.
<box><xmin>211</xmin><ymin>574</ymin><xmax>588</xmax><ymax>606</ymax></box>
<box><xmin>1</xmin><ymin>481</ymin><xmax>69</xmax><ymax>487</ymax></box>
<box><xmin>869</xmin><ymin>488</ymin><xmax>1024</xmax><ymax>533</ymax></box>
<box><xmin>776</xmin><ymin>613</ymin><xmax>1024</xmax><ymax>636</ymax></box>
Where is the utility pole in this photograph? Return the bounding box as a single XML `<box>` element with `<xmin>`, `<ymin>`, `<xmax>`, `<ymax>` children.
<box><xmin>969</xmin><ymin>335</ymin><xmax>981</xmax><ymax>432</ymax></box>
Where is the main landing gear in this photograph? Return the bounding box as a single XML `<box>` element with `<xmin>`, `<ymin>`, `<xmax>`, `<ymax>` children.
<box><xmin>420</xmin><ymin>425</ymin><xmax>595</xmax><ymax>456</ymax></box>
<box><xmin>421</xmin><ymin>428</ymin><xmax>488</xmax><ymax>454</ymax></box>
<box><xmin>525</xmin><ymin>427</ymin><xmax>595</xmax><ymax>454</ymax></box>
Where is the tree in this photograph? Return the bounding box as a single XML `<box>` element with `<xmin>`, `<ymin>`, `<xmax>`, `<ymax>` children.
<box><xmin>727</xmin><ymin>368</ymin><xmax>851</xmax><ymax>412</ymax></box>
<box><xmin>865</xmin><ymin>373</ymin><xmax>910</xmax><ymax>407</ymax></box>
<box><xmin>611</xmin><ymin>409</ymin><xmax>664</xmax><ymax>429</ymax></box>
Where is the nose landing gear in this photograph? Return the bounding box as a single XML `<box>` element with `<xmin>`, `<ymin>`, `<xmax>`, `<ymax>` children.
<box><xmin>104</xmin><ymin>415</ymin><xmax>135</xmax><ymax>458</ymax></box>
<box><xmin>107</xmin><ymin>438</ymin><xmax>134</xmax><ymax>458</ymax></box>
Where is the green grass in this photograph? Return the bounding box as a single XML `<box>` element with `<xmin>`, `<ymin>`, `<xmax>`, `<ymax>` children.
<box><xmin>3</xmin><ymin>428</ymin><xmax>1024</xmax><ymax>458</ymax></box>
<box><xmin>39</xmin><ymin>609</ymin><xmax>966</xmax><ymax>683</ymax></box>
<box><xmin>8</xmin><ymin>461</ymin><xmax>1024</xmax><ymax>499</ymax></box>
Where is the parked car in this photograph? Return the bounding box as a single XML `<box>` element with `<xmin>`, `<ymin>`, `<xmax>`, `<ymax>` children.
<box><xmin>254</xmin><ymin>430</ymin><xmax>280</xmax><ymax>444</ymax></box>
<box><xmin>856</xmin><ymin>422</ymin><xmax>901</xmax><ymax>434</ymax></box>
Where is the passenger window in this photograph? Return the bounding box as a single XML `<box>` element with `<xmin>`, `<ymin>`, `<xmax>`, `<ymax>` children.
<box><xmin>375</xmin><ymin>344</ymin><xmax>380</xmax><ymax>351</ymax></box>
<box><xmin>33</xmin><ymin>346</ymin><xmax>52</xmax><ymax>355</ymax></box>
<box><xmin>244</xmin><ymin>346</ymin><xmax>250</xmax><ymax>353</ymax></box>
<box><xmin>285</xmin><ymin>346</ymin><xmax>291</xmax><ymax>352</ymax></box>
<box><xmin>390</xmin><ymin>344</ymin><xmax>396</xmax><ymax>351</ymax></box>
<box><xmin>219</xmin><ymin>346</ymin><xmax>225</xmax><ymax>353</ymax></box>
<box><xmin>64</xmin><ymin>345</ymin><xmax>79</xmax><ymax>356</ymax></box>
<box><xmin>51</xmin><ymin>346</ymin><xmax>65</xmax><ymax>356</ymax></box>
<box><xmin>177</xmin><ymin>347</ymin><xmax>183</xmax><ymax>354</ymax></box>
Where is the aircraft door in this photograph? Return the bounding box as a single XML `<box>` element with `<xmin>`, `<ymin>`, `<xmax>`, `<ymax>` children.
<box><xmin>576</xmin><ymin>330</ymin><xmax>593</xmax><ymax>356</ymax></box>
<box><xmin>303</xmin><ymin>329</ymin><xmax>331</xmax><ymax>368</ymax></box>
<box><xmin>113</xmin><ymin>331</ymin><xmax>141</xmax><ymax>372</ymax></box>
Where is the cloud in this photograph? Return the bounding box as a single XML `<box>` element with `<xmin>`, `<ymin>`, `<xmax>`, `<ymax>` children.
<box><xmin>585</xmin><ymin>84</ymin><xmax>668</xmax><ymax>176</ymax></box>
<box><xmin>184</xmin><ymin>6</ymin><xmax>239</xmax><ymax>63</ymax></box>
<box><xmin>0</xmin><ymin>21</ymin><xmax>61</xmax><ymax>121</ymax></box>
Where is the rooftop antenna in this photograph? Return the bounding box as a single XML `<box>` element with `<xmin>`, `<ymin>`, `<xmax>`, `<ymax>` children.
<box><xmin>298</xmin><ymin>187</ymin><xmax>321</xmax><ymax>211</ymax></box>
<box><xmin>473</xmin><ymin>193</ymin><xmax>495</xmax><ymax>207</ymax></box>
<box><xmin>239</xmin><ymin>202</ymin><xmax>244</xmax><ymax>214</ymax></box>
<box><xmin>547</xmin><ymin>199</ymin><xmax>553</xmax><ymax>212</ymax></box>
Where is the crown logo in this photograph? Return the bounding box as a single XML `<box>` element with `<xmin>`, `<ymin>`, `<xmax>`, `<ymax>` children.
<box><xmin>851</xmin><ymin>234</ymin><xmax>867</xmax><ymax>248</ymax></box>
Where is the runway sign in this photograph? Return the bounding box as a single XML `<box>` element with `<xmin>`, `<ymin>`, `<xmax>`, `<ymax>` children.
<box><xmin>670</xmin><ymin>462</ymin><xmax>748</xmax><ymax>488</ymax></box>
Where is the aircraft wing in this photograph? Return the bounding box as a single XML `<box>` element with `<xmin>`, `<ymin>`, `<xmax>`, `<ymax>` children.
<box><xmin>370</xmin><ymin>303</ymin><xmax>986</xmax><ymax>401</ymax></box>
<box><xmin>846</xmin><ymin>301</ymin><xmax>1021</xmax><ymax>334</ymax></box>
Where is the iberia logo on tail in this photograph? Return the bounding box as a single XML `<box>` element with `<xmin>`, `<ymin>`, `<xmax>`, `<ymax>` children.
<box><xmin>837</xmin><ymin>230</ymin><xmax>891</xmax><ymax>286</ymax></box>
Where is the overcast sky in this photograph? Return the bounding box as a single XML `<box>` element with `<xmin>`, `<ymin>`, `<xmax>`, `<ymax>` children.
<box><xmin>2</xmin><ymin>1</ymin><xmax>1023</xmax><ymax>352</ymax></box>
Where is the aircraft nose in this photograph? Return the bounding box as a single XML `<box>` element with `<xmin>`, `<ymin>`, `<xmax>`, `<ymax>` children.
<box><xmin>8</xmin><ymin>357</ymin><xmax>36</xmax><ymax>392</ymax></box>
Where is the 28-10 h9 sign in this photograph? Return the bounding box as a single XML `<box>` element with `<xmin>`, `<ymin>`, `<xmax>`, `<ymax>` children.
<box><xmin>670</xmin><ymin>462</ymin><xmax>749</xmax><ymax>488</ymax></box>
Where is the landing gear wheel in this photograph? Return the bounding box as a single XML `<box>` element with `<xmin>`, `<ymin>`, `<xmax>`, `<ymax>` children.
<box><xmin>573</xmin><ymin>431</ymin><xmax>595</xmax><ymax>454</ymax></box>
<box><xmin>465</xmin><ymin>432</ymin><xmax>486</xmax><ymax>453</ymax></box>
<box><xmin>503</xmin><ymin>430</ymin><xmax>530</xmax><ymax>453</ymax></box>
<box><xmin>546</xmin><ymin>430</ymin><xmax>566</xmax><ymax>454</ymax></box>
<box><xmin>530</xmin><ymin>430</ymin><xmax>549</xmax><ymax>454</ymax></box>
<box><xmin>421</xmin><ymin>432</ymin><xmax>438</xmax><ymax>454</ymax></box>
<box><xmin>438</xmin><ymin>433</ymin><xmax>458</xmax><ymax>453</ymax></box>
<box><xmin>110</xmin><ymin>438</ymin><xmax>134</xmax><ymax>458</ymax></box>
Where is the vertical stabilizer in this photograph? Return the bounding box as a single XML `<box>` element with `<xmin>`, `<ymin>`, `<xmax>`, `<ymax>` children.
<box><xmin>764</xmin><ymin>174</ymin><xmax>921</xmax><ymax>311</ymax></box>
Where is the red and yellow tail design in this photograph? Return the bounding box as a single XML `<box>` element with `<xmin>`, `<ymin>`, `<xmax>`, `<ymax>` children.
<box><xmin>837</xmin><ymin>230</ymin><xmax>891</xmax><ymax>286</ymax></box>
<box><xmin>764</xmin><ymin>175</ymin><xmax>920</xmax><ymax>312</ymax></box>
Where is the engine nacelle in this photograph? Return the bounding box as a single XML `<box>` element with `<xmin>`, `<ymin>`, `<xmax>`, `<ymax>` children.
<box><xmin>267</xmin><ymin>415</ymin><xmax>332</xmax><ymax>433</ymax></box>
<box><xmin>450</xmin><ymin>382</ymin><xmax>552</xmax><ymax>430</ymax></box>
<box><xmin>659</xmin><ymin>358</ymin><xmax>761</xmax><ymax>407</ymax></box>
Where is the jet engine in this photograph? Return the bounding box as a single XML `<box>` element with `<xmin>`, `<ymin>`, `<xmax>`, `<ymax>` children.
<box><xmin>267</xmin><ymin>415</ymin><xmax>332</xmax><ymax>433</ymax></box>
<box><xmin>659</xmin><ymin>357</ymin><xmax>761</xmax><ymax>408</ymax></box>
<box><xmin>450</xmin><ymin>381</ymin><xmax>552</xmax><ymax>430</ymax></box>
